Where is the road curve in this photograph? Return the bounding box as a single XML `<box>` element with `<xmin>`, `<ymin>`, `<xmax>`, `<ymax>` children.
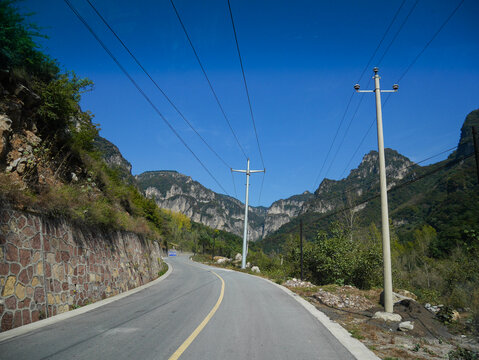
<box><xmin>0</xmin><ymin>255</ymin><xmax>365</xmax><ymax>359</ymax></box>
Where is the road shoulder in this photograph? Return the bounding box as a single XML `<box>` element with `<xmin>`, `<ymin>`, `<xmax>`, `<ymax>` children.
<box><xmin>0</xmin><ymin>261</ymin><xmax>173</xmax><ymax>343</ymax></box>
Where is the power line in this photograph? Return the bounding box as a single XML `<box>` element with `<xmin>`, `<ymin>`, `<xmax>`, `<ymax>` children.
<box><xmin>231</xmin><ymin>171</ymin><xmax>238</xmax><ymax>198</ymax></box>
<box><xmin>356</xmin><ymin>0</ymin><xmax>406</xmax><ymax>83</ymax></box>
<box><xmin>341</xmin><ymin>0</ymin><xmax>465</xmax><ymax>179</ymax></box>
<box><xmin>318</xmin><ymin>152</ymin><xmax>474</xmax><ymax>226</ymax></box>
<box><xmin>276</xmin><ymin>151</ymin><xmax>473</xmax><ymax>236</ymax></box>
<box><xmin>323</xmin><ymin>85</ymin><xmax>369</xmax><ymax>180</ymax></box>
<box><xmin>169</xmin><ymin>0</ymin><xmax>248</xmax><ymax>160</ymax></box>
<box><xmin>340</xmin><ymin>93</ymin><xmax>393</xmax><ymax>178</ymax></box>
<box><xmin>397</xmin><ymin>0</ymin><xmax>465</xmax><ymax>83</ymax></box>
<box><xmin>323</xmin><ymin>1</ymin><xmax>418</xmax><ymax>181</ymax></box>
<box><xmin>85</xmin><ymin>0</ymin><xmax>233</xmax><ymax>171</ymax></box>
<box><xmin>312</xmin><ymin>0</ymin><xmax>407</xmax><ymax>189</ymax></box>
<box><xmin>227</xmin><ymin>0</ymin><xmax>265</xmax><ymax>170</ymax></box>
<box><xmin>313</xmin><ymin>92</ymin><xmax>355</xmax><ymax>189</ymax></box>
<box><xmin>376</xmin><ymin>0</ymin><xmax>420</xmax><ymax>66</ymax></box>
<box><xmin>322</xmin><ymin>144</ymin><xmax>460</xmax><ymax>205</ymax></box>
<box><xmin>258</xmin><ymin>172</ymin><xmax>265</xmax><ymax>205</ymax></box>
<box><xmin>64</xmin><ymin>0</ymin><xmax>230</xmax><ymax>195</ymax></box>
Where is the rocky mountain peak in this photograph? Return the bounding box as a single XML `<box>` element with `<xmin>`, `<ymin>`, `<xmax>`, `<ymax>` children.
<box><xmin>94</xmin><ymin>136</ymin><xmax>133</xmax><ymax>181</ymax></box>
<box><xmin>135</xmin><ymin>171</ymin><xmax>312</xmax><ymax>241</ymax></box>
<box><xmin>456</xmin><ymin>109</ymin><xmax>479</xmax><ymax>158</ymax></box>
<box><xmin>348</xmin><ymin>148</ymin><xmax>415</xmax><ymax>182</ymax></box>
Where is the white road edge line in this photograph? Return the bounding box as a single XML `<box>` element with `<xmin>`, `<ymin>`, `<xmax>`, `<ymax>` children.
<box><xmin>0</xmin><ymin>261</ymin><xmax>173</xmax><ymax>343</ymax></box>
<box><xmin>191</xmin><ymin>259</ymin><xmax>380</xmax><ymax>360</ymax></box>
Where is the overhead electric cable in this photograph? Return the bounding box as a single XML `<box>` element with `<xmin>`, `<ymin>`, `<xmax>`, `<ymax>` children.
<box><xmin>280</xmin><ymin>151</ymin><xmax>473</xmax><ymax>236</ymax></box>
<box><xmin>312</xmin><ymin>0</ymin><xmax>407</xmax><ymax>189</ymax></box>
<box><xmin>340</xmin><ymin>93</ymin><xmax>393</xmax><ymax>178</ymax></box>
<box><xmin>323</xmin><ymin>87</ymin><xmax>368</xmax><ymax>180</ymax></box>
<box><xmin>322</xmin><ymin>1</ymin><xmax>417</xmax><ymax>181</ymax></box>
<box><xmin>169</xmin><ymin>0</ymin><xmax>248</xmax><ymax>160</ymax></box>
<box><xmin>227</xmin><ymin>0</ymin><xmax>265</xmax><ymax>169</ymax></box>
<box><xmin>64</xmin><ymin>0</ymin><xmax>230</xmax><ymax>195</ymax></box>
<box><xmin>85</xmin><ymin>0</ymin><xmax>232</xmax><ymax>171</ymax></box>
<box><xmin>396</xmin><ymin>0</ymin><xmax>465</xmax><ymax>83</ymax></box>
<box><xmin>340</xmin><ymin>118</ymin><xmax>376</xmax><ymax>178</ymax></box>
<box><xmin>258</xmin><ymin>172</ymin><xmax>265</xmax><ymax>205</ymax></box>
<box><xmin>328</xmin><ymin>144</ymin><xmax>460</xmax><ymax>204</ymax></box>
<box><xmin>341</xmin><ymin>0</ymin><xmax>465</xmax><ymax>179</ymax></box>
<box><xmin>312</xmin><ymin>92</ymin><xmax>355</xmax><ymax>189</ymax></box>
<box><xmin>357</xmin><ymin>0</ymin><xmax>406</xmax><ymax>83</ymax></box>
<box><xmin>231</xmin><ymin>171</ymin><xmax>238</xmax><ymax>198</ymax></box>
<box><xmin>376</xmin><ymin>0</ymin><xmax>420</xmax><ymax>66</ymax></box>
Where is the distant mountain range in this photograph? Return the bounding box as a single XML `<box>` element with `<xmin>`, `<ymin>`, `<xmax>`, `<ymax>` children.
<box><xmin>135</xmin><ymin>171</ymin><xmax>313</xmax><ymax>240</ymax></box>
<box><xmin>96</xmin><ymin>109</ymin><xmax>479</xmax><ymax>253</ymax></box>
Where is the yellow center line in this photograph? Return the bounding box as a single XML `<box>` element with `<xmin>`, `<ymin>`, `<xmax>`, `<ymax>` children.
<box><xmin>168</xmin><ymin>270</ymin><xmax>225</xmax><ymax>360</ymax></box>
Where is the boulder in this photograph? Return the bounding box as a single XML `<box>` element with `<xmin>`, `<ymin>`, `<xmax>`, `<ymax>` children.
<box><xmin>396</xmin><ymin>289</ymin><xmax>417</xmax><ymax>301</ymax></box>
<box><xmin>215</xmin><ymin>257</ymin><xmax>229</xmax><ymax>265</ymax></box>
<box><xmin>372</xmin><ymin>311</ymin><xmax>402</xmax><ymax>322</ymax></box>
<box><xmin>380</xmin><ymin>290</ymin><xmax>416</xmax><ymax>306</ymax></box>
<box><xmin>284</xmin><ymin>278</ymin><xmax>315</xmax><ymax>288</ymax></box>
<box><xmin>398</xmin><ymin>321</ymin><xmax>414</xmax><ymax>331</ymax></box>
<box><xmin>251</xmin><ymin>266</ymin><xmax>260</xmax><ymax>273</ymax></box>
<box><xmin>0</xmin><ymin>114</ymin><xmax>12</xmax><ymax>159</ymax></box>
<box><xmin>234</xmin><ymin>253</ymin><xmax>242</xmax><ymax>262</ymax></box>
<box><xmin>25</xmin><ymin>130</ymin><xmax>41</xmax><ymax>146</ymax></box>
<box><xmin>14</xmin><ymin>84</ymin><xmax>41</xmax><ymax>108</ymax></box>
<box><xmin>425</xmin><ymin>303</ymin><xmax>441</xmax><ymax>314</ymax></box>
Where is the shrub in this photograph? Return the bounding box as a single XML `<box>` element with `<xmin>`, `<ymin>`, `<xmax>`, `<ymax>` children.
<box><xmin>298</xmin><ymin>222</ymin><xmax>382</xmax><ymax>289</ymax></box>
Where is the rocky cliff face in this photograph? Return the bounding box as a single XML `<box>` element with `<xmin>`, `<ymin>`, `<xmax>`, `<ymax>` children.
<box><xmin>135</xmin><ymin>150</ymin><xmax>415</xmax><ymax>241</ymax></box>
<box><xmin>136</xmin><ymin>171</ymin><xmax>311</xmax><ymax>240</ymax></box>
<box><xmin>263</xmin><ymin>192</ymin><xmax>314</xmax><ymax>236</ymax></box>
<box><xmin>93</xmin><ymin>136</ymin><xmax>134</xmax><ymax>183</ymax></box>
<box><xmin>456</xmin><ymin>109</ymin><xmax>479</xmax><ymax>159</ymax></box>
<box><xmin>137</xmin><ymin>171</ymin><xmax>264</xmax><ymax>240</ymax></box>
<box><xmin>303</xmin><ymin>148</ymin><xmax>417</xmax><ymax>214</ymax></box>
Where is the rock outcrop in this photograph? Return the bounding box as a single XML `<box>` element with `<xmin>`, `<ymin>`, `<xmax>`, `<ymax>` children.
<box><xmin>302</xmin><ymin>148</ymin><xmax>417</xmax><ymax>214</ymax></box>
<box><xmin>136</xmin><ymin>171</ymin><xmax>311</xmax><ymax>240</ymax></box>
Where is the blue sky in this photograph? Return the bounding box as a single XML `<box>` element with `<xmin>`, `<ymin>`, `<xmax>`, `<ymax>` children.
<box><xmin>17</xmin><ymin>0</ymin><xmax>479</xmax><ymax>206</ymax></box>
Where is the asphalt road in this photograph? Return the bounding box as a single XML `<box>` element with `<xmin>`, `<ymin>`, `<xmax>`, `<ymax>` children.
<box><xmin>0</xmin><ymin>255</ymin><xmax>358</xmax><ymax>360</ymax></box>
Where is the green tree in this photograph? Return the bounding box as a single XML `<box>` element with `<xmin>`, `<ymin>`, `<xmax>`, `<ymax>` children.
<box><xmin>0</xmin><ymin>1</ymin><xmax>58</xmax><ymax>80</ymax></box>
<box><xmin>198</xmin><ymin>230</ymin><xmax>212</xmax><ymax>254</ymax></box>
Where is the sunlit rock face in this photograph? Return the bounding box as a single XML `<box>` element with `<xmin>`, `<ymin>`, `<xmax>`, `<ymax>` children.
<box><xmin>136</xmin><ymin>171</ymin><xmax>312</xmax><ymax>240</ymax></box>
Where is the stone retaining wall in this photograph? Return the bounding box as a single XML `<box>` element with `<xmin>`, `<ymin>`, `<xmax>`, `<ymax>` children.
<box><xmin>0</xmin><ymin>207</ymin><xmax>163</xmax><ymax>332</ymax></box>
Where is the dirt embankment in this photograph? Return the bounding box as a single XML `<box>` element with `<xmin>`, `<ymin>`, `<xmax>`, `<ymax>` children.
<box><xmin>285</xmin><ymin>281</ymin><xmax>479</xmax><ymax>360</ymax></box>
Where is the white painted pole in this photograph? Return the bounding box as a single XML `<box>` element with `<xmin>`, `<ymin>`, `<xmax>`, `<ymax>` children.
<box><xmin>373</xmin><ymin>67</ymin><xmax>393</xmax><ymax>313</ymax></box>
<box><xmin>241</xmin><ymin>159</ymin><xmax>250</xmax><ymax>269</ymax></box>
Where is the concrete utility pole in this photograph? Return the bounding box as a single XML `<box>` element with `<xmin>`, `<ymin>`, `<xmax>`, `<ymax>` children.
<box><xmin>354</xmin><ymin>67</ymin><xmax>398</xmax><ymax>313</ymax></box>
<box><xmin>232</xmin><ymin>159</ymin><xmax>265</xmax><ymax>269</ymax></box>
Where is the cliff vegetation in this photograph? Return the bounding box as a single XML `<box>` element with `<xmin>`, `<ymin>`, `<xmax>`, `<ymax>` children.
<box><xmin>0</xmin><ymin>1</ymin><xmax>223</xmax><ymax>251</ymax></box>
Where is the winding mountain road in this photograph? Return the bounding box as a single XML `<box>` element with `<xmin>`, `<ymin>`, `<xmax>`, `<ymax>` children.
<box><xmin>0</xmin><ymin>255</ymin><xmax>377</xmax><ymax>359</ymax></box>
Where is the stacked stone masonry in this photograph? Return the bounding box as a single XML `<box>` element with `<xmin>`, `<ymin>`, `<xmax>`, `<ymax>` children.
<box><xmin>0</xmin><ymin>208</ymin><xmax>163</xmax><ymax>332</ymax></box>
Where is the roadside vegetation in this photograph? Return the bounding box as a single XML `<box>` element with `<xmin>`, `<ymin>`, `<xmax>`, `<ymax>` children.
<box><xmin>0</xmin><ymin>2</ymin><xmax>226</xmax><ymax>251</ymax></box>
